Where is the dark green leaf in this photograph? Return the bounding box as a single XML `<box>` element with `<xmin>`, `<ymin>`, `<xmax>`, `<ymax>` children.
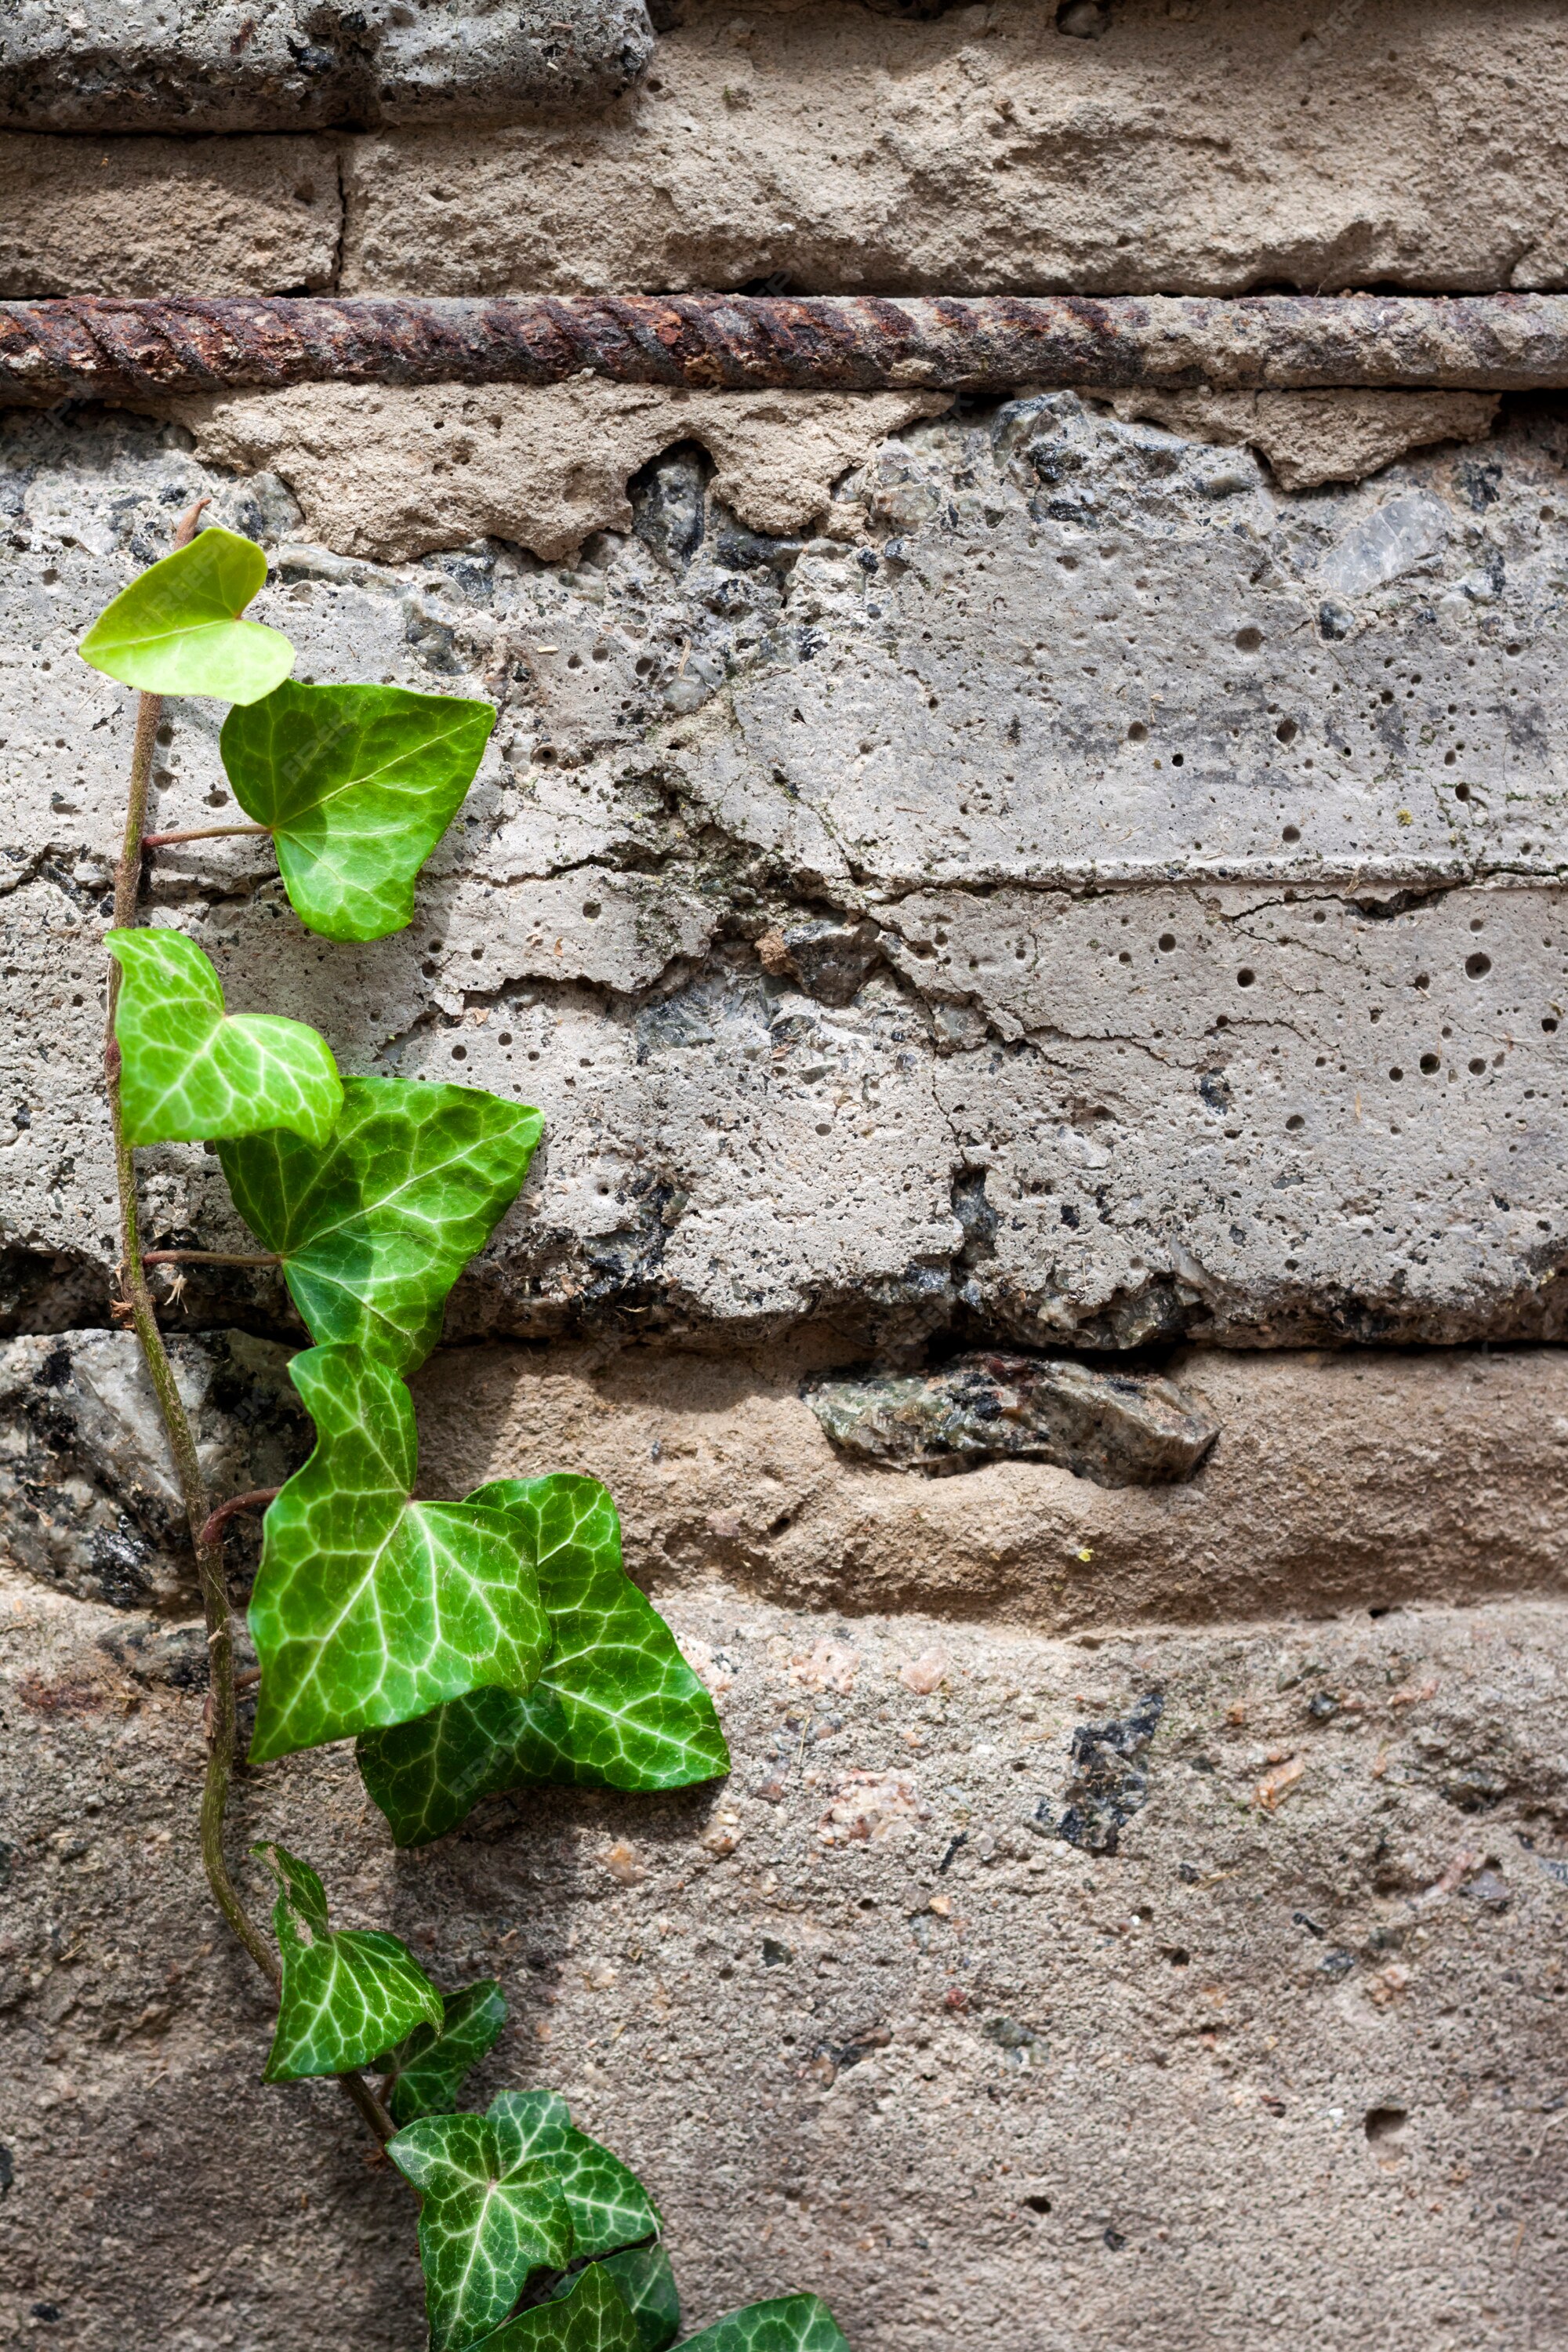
<box><xmin>447</xmin><ymin>2091</ymin><xmax>660</xmax><ymax>2263</ymax></box>
<box><xmin>219</xmin><ymin>1074</ymin><xmax>543</xmax><ymax>1374</ymax></box>
<box><xmin>480</xmin><ymin>2263</ymin><xmax>641</xmax><ymax>2352</ymax></box>
<box><xmin>252</xmin><ymin>1841</ymin><xmax>441</xmax><ymax>2084</ymax></box>
<box><xmin>220</xmin><ymin>680</ymin><xmax>495</xmax><ymax>942</ymax></box>
<box><xmin>500</xmin><ymin>2091</ymin><xmax>659</xmax><ymax>2260</ymax></box>
<box><xmin>379</xmin><ymin>1978</ymin><xmax>507</xmax><ymax>2127</ymax></box>
<box><xmin>587</xmin><ymin>2249</ymin><xmax>681</xmax><ymax>2352</ymax></box>
<box><xmin>357</xmin><ymin>1475</ymin><xmax>729</xmax><ymax>1846</ymax></box>
<box><xmin>673</xmin><ymin>2299</ymin><xmax>851</xmax><ymax>2352</ymax></box>
<box><xmin>78</xmin><ymin>526</ymin><xmax>294</xmax><ymax>702</ymax></box>
<box><xmin>107</xmin><ymin>928</ymin><xmax>342</xmax><ymax>1148</ymax></box>
<box><xmin>391</xmin><ymin>2096</ymin><xmax>572</xmax><ymax>2352</ymax></box>
<box><xmin>248</xmin><ymin>1345</ymin><xmax>550</xmax><ymax>1763</ymax></box>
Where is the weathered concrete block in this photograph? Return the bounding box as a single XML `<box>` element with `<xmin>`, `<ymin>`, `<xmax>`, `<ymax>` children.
<box><xmin>5</xmin><ymin>391</ymin><xmax>1567</xmax><ymax>1348</ymax></box>
<box><xmin>337</xmin><ymin>0</ymin><xmax>1568</xmax><ymax>296</ymax></box>
<box><xmin>410</xmin><ymin>1339</ymin><xmax>1568</xmax><ymax>1627</ymax></box>
<box><xmin>0</xmin><ymin>134</ymin><xmax>341</xmax><ymax>297</ymax></box>
<box><xmin>4</xmin><ymin>1566</ymin><xmax>1566</xmax><ymax>2350</ymax></box>
<box><xmin>0</xmin><ymin>0</ymin><xmax>654</xmax><ymax>132</ymax></box>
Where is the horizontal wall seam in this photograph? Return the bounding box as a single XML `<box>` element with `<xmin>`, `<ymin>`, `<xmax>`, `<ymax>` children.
<box><xmin>13</xmin><ymin>292</ymin><xmax>1568</xmax><ymax>405</ymax></box>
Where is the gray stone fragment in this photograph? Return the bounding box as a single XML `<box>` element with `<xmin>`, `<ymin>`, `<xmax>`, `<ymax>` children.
<box><xmin>1316</xmin><ymin>491</ymin><xmax>1451</xmax><ymax>597</ymax></box>
<box><xmin>756</xmin><ymin>918</ymin><xmax>884</xmax><ymax>1008</ymax></box>
<box><xmin>0</xmin><ymin>1329</ymin><xmax>309</xmax><ymax>1610</ymax></box>
<box><xmin>805</xmin><ymin>1355</ymin><xmax>1218</xmax><ymax>1485</ymax></box>
<box><xmin>1045</xmin><ymin>1690</ymin><xmax>1165</xmax><ymax>1855</ymax></box>
<box><xmin>0</xmin><ymin>0</ymin><xmax>655</xmax><ymax>131</ymax></box>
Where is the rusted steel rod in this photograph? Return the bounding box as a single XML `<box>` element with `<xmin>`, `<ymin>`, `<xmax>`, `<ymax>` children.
<box><xmin>8</xmin><ymin>292</ymin><xmax>1568</xmax><ymax>406</ymax></box>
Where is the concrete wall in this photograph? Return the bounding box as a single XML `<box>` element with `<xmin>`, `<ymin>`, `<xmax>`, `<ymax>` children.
<box><xmin>2</xmin><ymin>6</ymin><xmax>1567</xmax><ymax>2350</ymax></box>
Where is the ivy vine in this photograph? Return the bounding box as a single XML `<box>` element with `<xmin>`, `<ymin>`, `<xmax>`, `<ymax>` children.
<box><xmin>83</xmin><ymin>503</ymin><xmax>851</xmax><ymax>2352</ymax></box>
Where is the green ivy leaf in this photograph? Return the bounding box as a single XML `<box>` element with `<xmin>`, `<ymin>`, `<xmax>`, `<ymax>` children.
<box><xmin>357</xmin><ymin>1475</ymin><xmax>729</xmax><ymax>1846</ymax></box>
<box><xmin>252</xmin><ymin>1842</ymin><xmax>441</xmax><ymax>2085</ymax></box>
<box><xmin>480</xmin><ymin>2262</ymin><xmax>641</xmax><ymax>2352</ymax></box>
<box><xmin>78</xmin><ymin>526</ymin><xmax>294</xmax><ymax>702</ymax></box>
<box><xmin>379</xmin><ymin>1978</ymin><xmax>507</xmax><ymax>2127</ymax></box>
<box><xmin>107</xmin><ymin>928</ymin><xmax>343</xmax><ymax>1148</ymax></box>
<box><xmin>484</xmin><ymin>2090</ymin><xmax>659</xmax><ymax>2261</ymax></box>
<box><xmin>673</xmin><ymin>2300</ymin><xmax>852</xmax><ymax>2352</ymax></box>
<box><xmin>248</xmin><ymin>1345</ymin><xmax>550</xmax><ymax>1764</ymax></box>
<box><xmin>390</xmin><ymin>2096</ymin><xmax>574</xmax><ymax>2352</ymax></box>
<box><xmin>583</xmin><ymin>2249</ymin><xmax>681</xmax><ymax>2352</ymax></box>
<box><xmin>220</xmin><ymin>680</ymin><xmax>496</xmax><ymax>942</ymax></box>
<box><xmin>218</xmin><ymin>1075</ymin><xmax>542</xmax><ymax>1374</ymax></box>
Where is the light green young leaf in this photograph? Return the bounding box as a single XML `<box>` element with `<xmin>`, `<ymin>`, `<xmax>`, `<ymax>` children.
<box><xmin>78</xmin><ymin>526</ymin><xmax>294</xmax><ymax>702</ymax></box>
<box><xmin>390</xmin><ymin>2095</ymin><xmax>573</xmax><ymax>2352</ymax></box>
<box><xmin>672</xmin><ymin>2300</ymin><xmax>851</xmax><ymax>2352</ymax></box>
<box><xmin>248</xmin><ymin>1345</ymin><xmax>550</xmax><ymax>1764</ymax></box>
<box><xmin>218</xmin><ymin>1075</ymin><xmax>542</xmax><ymax>1374</ymax></box>
<box><xmin>356</xmin><ymin>1475</ymin><xmax>729</xmax><ymax>1846</ymax></box>
<box><xmin>107</xmin><ymin>928</ymin><xmax>343</xmax><ymax>1148</ymax></box>
<box><xmin>480</xmin><ymin>2262</ymin><xmax>641</xmax><ymax>2352</ymax></box>
<box><xmin>220</xmin><ymin>679</ymin><xmax>496</xmax><ymax>941</ymax></box>
<box><xmin>252</xmin><ymin>1841</ymin><xmax>441</xmax><ymax>2085</ymax></box>
<box><xmin>579</xmin><ymin>2248</ymin><xmax>680</xmax><ymax>2352</ymax></box>
<box><xmin>379</xmin><ymin>1978</ymin><xmax>507</xmax><ymax>2127</ymax></box>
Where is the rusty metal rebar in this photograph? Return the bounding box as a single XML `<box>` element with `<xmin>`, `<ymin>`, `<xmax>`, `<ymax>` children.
<box><xmin>7</xmin><ymin>292</ymin><xmax>1568</xmax><ymax>408</ymax></box>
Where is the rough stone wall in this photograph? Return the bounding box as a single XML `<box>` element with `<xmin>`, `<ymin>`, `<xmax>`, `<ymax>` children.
<box><xmin>3</xmin><ymin>5</ymin><xmax>1568</xmax><ymax>2350</ymax></box>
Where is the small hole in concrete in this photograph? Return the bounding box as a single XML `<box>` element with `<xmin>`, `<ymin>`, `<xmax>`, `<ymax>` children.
<box><xmin>1364</xmin><ymin>2106</ymin><xmax>1407</xmax><ymax>2143</ymax></box>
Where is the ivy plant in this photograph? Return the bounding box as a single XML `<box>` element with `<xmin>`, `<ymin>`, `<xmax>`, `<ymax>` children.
<box><xmin>80</xmin><ymin>510</ymin><xmax>852</xmax><ymax>2352</ymax></box>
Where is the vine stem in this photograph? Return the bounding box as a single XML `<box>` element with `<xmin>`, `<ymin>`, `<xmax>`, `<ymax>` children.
<box><xmin>199</xmin><ymin>1488</ymin><xmax>282</xmax><ymax>1548</ymax></box>
<box><xmin>142</xmin><ymin>821</ymin><xmax>271</xmax><ymax>846</ymax></box>
<box><xmin>105</xmin><ymin>493</ymin><xmax>397</xmax><ymax>2154</ymax></box>
<box><xmin>144</xmin><ymin>1248</ymin><xmax>281</xmax><ymax>1268</ymax></box>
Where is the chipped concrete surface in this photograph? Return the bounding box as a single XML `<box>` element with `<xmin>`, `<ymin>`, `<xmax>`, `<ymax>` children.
<box><xmin>5</xmin><ymin>392</ymin><xmax>1568</xmax><ymax>1348</ymax></box>
<box><xmin>1097</xmin><ymin>388</ymin><xmax>1501</xmax><ymax>494</ymax></box>
<box><xmin>171</xmin><ymin>383</ymin><xmax>953</xmax><ymax>565</ymax></box>
<box><xmin>0</xmin><ymin>135</ymin><xmax>342</xmax><ymax>299</ymax></box>
<box><xmin>0</xmin><ymin>0</ymin><xmax>655</xmax><ymax>131</ymax></box>
<box><xmin>3</xmin><ymin>1567</ymin><xmax>1566</xmax><ymax>2351</ymax></box>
